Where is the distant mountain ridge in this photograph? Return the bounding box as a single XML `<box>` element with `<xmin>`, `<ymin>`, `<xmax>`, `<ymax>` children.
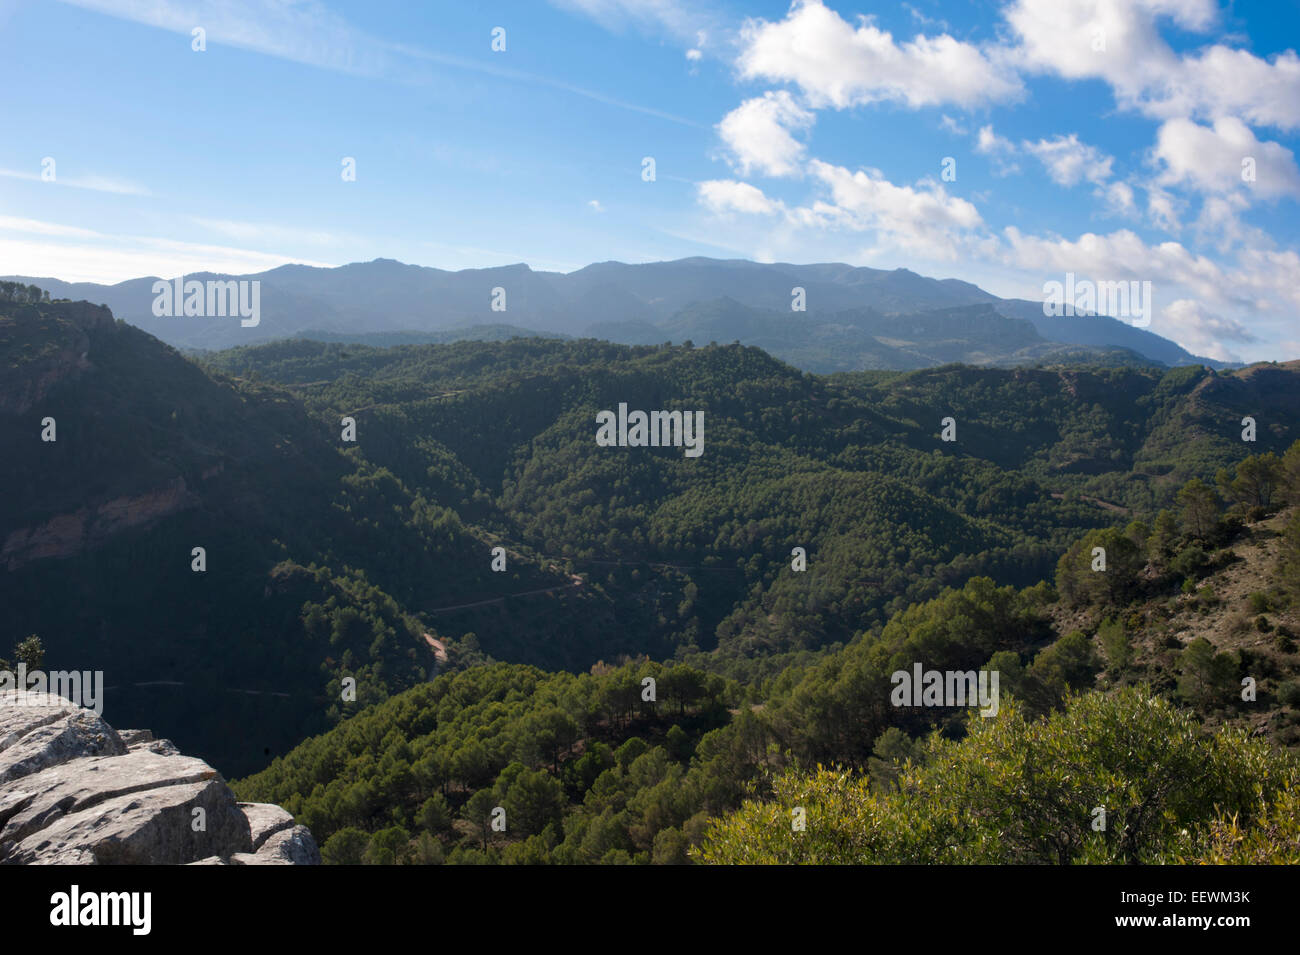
<box><xmin>5</xmin><ymin>256</ymin><xmax>1229</xmax><ymax>371</ymax></box>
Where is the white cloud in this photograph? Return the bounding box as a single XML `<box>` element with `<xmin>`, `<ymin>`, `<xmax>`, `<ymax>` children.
<box><xmin>786</xmin><ymin>160</ymin><xmax>986</xmax><ymax>260</ymax></box>
<box><xmin>1001</xmin><ymin>226</ymin><xmax>1227</xmax><ymax>304</ymax></box>
<box><xmin>1145</xmin><ymin>185</ymin><xmax>1183</xmax><ymax>233</ymax></box>
<box><xmin>588</xmin><ymin>199</ymin><xmax>605</xmax><ymax>212</ymax></box>
<box><xmin>737</xmin><ymin>0</ymin><xmax>1022</xmax><ymax>110</ymax></box>
<box><xmin>697</xmin><ymin>161</ymin><xmax>985</xmax><ymax>262</ymax></box>
<box><xmin>1021</xmin><ymin>134</ymin><xmax>1114</xmax><ymax>187</ymax></box>
<box><xmin>997</xmin><ymin>225</ymin><xmax>1300</xmax><ymax>358</ymax></box>
<box><xmin>697</xmin><ymin>180</ymin><xmax>784</xmax><ymax>215</ymax></box>
<box><xmin>1159</xmin><ymin>298</ymin><xmax>1255</xmax><ymax>361</ymax></box>
<box><xmin>1152</xmin><ymin>44</ymin><xmax>1300</xmax><ymax>131</ymax></box>
<box><xmin>939</xmin><ymin>114</ymin><xmax>968</xmax><ymax>135</ymax></box>
<box><xmin>1191</xmin><ymin>193</ymin><xmax>1268</xmax><ymax>253</ymax></box>
<box><xmin>1001</xmin><ymin>225</ymin><xmax>1300</xmax><ymax>313</ymax></box>
<box><xmin>716</xmin><ymin>91</ymin><xmax>814</xmax><ymax>177</ymax></box>
<box><xmin>975</xmin><ymin>125</ymin><xmax>1013</xmax><ymax>156</ymax></box>
<box><xmin>1232</xmin><ymin>246</ymin><xmax>1300</xmax><ymax>310</ymax></box>
<box><xmin>974</xmin><ymin>125</ymin><xmax>1019</xmax><ymax>176</ymax></box>
<box><xmin>903</xmin><ymin>3</ymin><xmax>950</xmax><ymax>32</ymax></box>
<box><xmin>1001</xmin><ymin>0</ymin><xmax>1300</xmax><ymax>129</ymax></box>
<box><xmin>1102</xmin><ymin>181</ymin><xmax>1137</xmax><ymax>216</ymax></box>
<box><xmin>1153</xmin><ymin>117</ymin><xmax>1300</xmax><ymax>200</ymax></box>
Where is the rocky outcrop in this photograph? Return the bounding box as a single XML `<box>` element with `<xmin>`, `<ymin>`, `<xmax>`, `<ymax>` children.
<box><xmin>1</xmin><ymin>477</ymin><xmax>195</xmax><ymax>571</ymax></box>
<box><xmin>0</xmin><ymin>693</ymin><xmax>318</xmax><ymax>865</ymax></box>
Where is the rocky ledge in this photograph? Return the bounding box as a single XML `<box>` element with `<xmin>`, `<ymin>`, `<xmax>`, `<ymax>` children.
<box><xmin>0</xmin><ymin>693</ymin><xmax>318</xmax><ymax>865</ymax></box>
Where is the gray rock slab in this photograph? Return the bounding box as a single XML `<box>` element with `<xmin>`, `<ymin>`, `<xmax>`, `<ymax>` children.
<box><xmin>3</xmin><ymin>777</ymin><xmax>252</xmax><ymax>864</ymax></box>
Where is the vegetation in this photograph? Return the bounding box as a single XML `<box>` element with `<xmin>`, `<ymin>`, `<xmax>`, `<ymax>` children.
<box><xmin>698</xmin><ymin>689</ymin><xmax>1298</xmax><ymax>865</ymax></box>
<box><xmin>5</xmin><ymin>295</ymin><xmax>1300</xmax><ymax>862</ymax></box>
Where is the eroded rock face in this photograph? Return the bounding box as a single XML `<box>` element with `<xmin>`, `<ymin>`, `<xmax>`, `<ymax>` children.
<box><xmin>1</xmin><ymin>477</ymin><xmax>195</xmax><ymax>571</ymax></box>
<box><xmin>0</xmin><ymin>693</ymin><xmax>317</xmax><ymax>865</ymax></box>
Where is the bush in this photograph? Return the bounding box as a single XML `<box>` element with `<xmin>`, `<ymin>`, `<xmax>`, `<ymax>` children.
<box><xmin>1171</xmin><ymin>544</ymin><xmax>1210</xmax><ymax>583</ymax></box>
<box><xmin>321</xmin><ymin>827</ymin><xmax>370</xmax><ymax>865</ymax></box>
<box><xmin>699</xmin><ymin>688</ymin><xmax>1298</xmax><ymax>865</ymax></box>
<box><xmin>1098</xmin><ymin>617</ymin><xmax>1132</xmax><ymax>673</ymax></box>
<box><xmin>1177</xmin><ymin>637</ymin><xmax>1239</xmax><ymax>709</ymax></box>
<box><xmin>1278</xmin><ymin>681</ymin><xmax>1300</xmax><ymax>707</ymax></box>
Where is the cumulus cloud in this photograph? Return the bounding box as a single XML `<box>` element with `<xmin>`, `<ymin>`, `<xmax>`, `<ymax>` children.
<box><xmin>1001</xmin><ymin>226</ymin><xmax>1229</xmax><ymax>305</ymax></box>
<box><xmin>1001</xmin><ymin>0</ymin><xmax>1300</xmax><ymax>129</ymax></box>
<box><xmin>1022</xmin><ymin>134</ymin><xmax>1114</xmax><ymax>187</ymax></box>
<box><xmin>939</xmin><ymin>114</ymin><xmax>968</xmax><ymax>135</ymax></box>
<box><xmin>698</xmin><ymin>1</ymin><xmax>1300</xmax><ymax>359</ymax></box>
<box><xmin>716</xmin><ymin>91</ymin><xmax>815</xmax><ymax>177</ymax></box>
<box><xmin>737</xmin><ymin>0</ymin><xmax>1022</xmax><ymax>110</ymax></box>
<box><xmin>1102</xmin><ymin>181</ymin><xmax>1137</xmax><ymax>216</ymax></box>
<box><xmin>1153</xmin><ymin>117</ymin><xmax>1300</xmax><ymax>200</ymax></box>
<box><xmin>697</xmin><ymin>179</ymin><xmax>784</xmax><ymax>215</ymax></box>
<box><xmin>1159</xmin><ymin>298</ymin><xmax>1255</xmax><ymax>361</ymax></box>
<box><xmin>974</xmin><ymin>125</ymin><xmax>1020</xmax><ymax>176</ymax></box>
<box><xmin>807</xmin><ymin>160</ymin><xmax>982</xmax><ymax>228</ymax></box>
<box><xmin>697</xmin><ymin>159</ymin><xmax>985</xmax><ymax>261</ymax></box>
<box><xmin>1145</xmin><ymin>185</ymin><xmax>1183</xmax><ymax>233</ymax></box>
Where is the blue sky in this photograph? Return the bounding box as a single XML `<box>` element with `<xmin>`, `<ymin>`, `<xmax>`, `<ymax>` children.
<box><xmin>1</xmin><ymin>0</ymin><xmax>1298</xmax><ymax>361</ymax></box>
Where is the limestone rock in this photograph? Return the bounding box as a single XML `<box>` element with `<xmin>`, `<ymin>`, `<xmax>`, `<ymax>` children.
<box><xmin>0</xmin><ymin>750</ymin><xmax>221</xmax><ymax>846</ymax></box>
<box><xmin>3</xmin><ymin>778</ymin><xmax>250</xmax><ymax>865</ymax></box>
<box><xmin>0</xmin><ymin>693</ymin><xmax>316</xmax><ymax>865</ymax></box>
<box><xmin>0</xmin><ymin>698</ymin><xmax>124</xmax><ymax>785</ymax></box>
<box><xmin>239</xmin><ymin>802</ymin><xmax>295</xmax><ymax>850</ymax></box>
<box><xmin>231</xmin><ymin>826</ymin><xmax>321</xmax><ymax>865</ymax></box>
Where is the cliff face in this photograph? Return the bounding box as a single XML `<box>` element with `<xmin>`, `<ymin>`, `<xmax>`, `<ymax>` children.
<box><xmin>2</xmin><ymin>477</ymin><xmax>195</xmax><ymax>570</ymax></box>
<box><xmin>0</xmin><ymin>692</ymin><xmax>319</xmax><ymax>865</ymax></box>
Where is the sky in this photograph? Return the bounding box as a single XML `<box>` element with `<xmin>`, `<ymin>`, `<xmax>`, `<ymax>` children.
<box><xmin>0</xmin><ymin>0</ymin><xmax>1298</xmax><ymax>362</ymax></box>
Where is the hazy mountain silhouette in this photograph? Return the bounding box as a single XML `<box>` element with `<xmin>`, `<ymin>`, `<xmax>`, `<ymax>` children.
<box><xmin>6</xmin><ymin>257</ymin><xmax>1227</xmax><ymax>370</ymax></box>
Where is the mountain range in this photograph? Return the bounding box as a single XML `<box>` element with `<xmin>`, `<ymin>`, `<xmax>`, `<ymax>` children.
<box><xmin>5</xmin><ymin>257</ymin><xmax>1226</xmax><ymax>372</ymax></box>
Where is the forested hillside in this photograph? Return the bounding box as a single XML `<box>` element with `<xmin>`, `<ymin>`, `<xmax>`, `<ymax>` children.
<box><xmin>4</xmin><ymin>294</ymin><xmax>1298</xmax><ymax>795</ymax></box>
<box><xmin>236</xmin><ymin>474</ymin><xmax>1300</xmax><ymax>863</ymax></box>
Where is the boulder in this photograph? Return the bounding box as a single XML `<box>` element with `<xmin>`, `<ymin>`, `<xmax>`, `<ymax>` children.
<box><xmin>0</xmin><ymin>693</ymin><xmax>316</xmax><ymax>865</ymax></box>
<box><xmin>231</xmin><ymin>825</ymin><xmax>321</xmax><ymax>865</ymax></box>
<box><xmin>239</xmin><ymin>802</ymin><xmax>295</xmax><ymax>850</ymax></box>
<box><xmin>0</xmin><ymin>698</ymin><xmax>124</xmax><ymax>785</ymax></box>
